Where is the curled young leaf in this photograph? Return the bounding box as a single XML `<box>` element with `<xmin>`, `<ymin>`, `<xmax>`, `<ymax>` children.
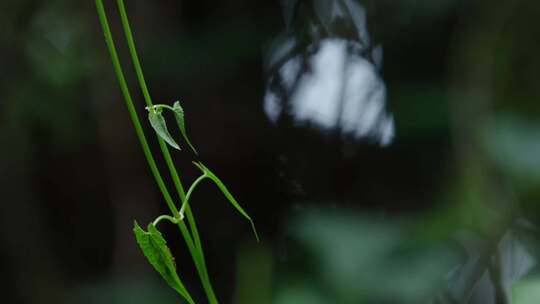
<box><xmin>193</xmin><ymin>162</ymin><xmax>260</xmax><ymax>242</ymax></box>
<box><xmin>148</xmin><ymin>109</ymin><xmax>180</xmax><ymax>150</ymax></box>
<box><xmin>173</xmin><ymin>101</ymin><xmax>198</xmax><ymax>154</ymax></box>
<box><xmin>133</xmin><ymin>221</ymin><xmax>194</xmax><ymax>303</ymax></box>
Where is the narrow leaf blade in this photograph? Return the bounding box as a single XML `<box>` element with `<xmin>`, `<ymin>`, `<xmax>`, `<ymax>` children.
<box><xmin>194</xmin><ymin>162</ymin><xmax>259</xmax><ymax>241</ymax></box>
<box><xmin>148</xmin><ymin>110</ymin><xmax>180</xmax><ymax>150</ymax></box>
<box><xmin>133</xmin><ymin>221</ymin><xmax>194</xmax><ymax>303</ymax></box>
<box><xmin>173</xmin><ymin>101</ymin><xmax>198</xmax><ymax>154</ymax></box>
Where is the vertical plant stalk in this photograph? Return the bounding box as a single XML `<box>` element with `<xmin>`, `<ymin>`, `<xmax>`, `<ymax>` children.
<box><xmin>95</xmin><ymin>0</ymin><xmax>217</xmax><ymax>303</ymax></box>
<box><xmin>115</xmin><ymin>0</ymin><xmax>217</xmax><ymax>302</ymax></box>
<box><xmin>95</xmin><ymin>0</ymin><xmax>181</xmax><ymax>221</ymax></box>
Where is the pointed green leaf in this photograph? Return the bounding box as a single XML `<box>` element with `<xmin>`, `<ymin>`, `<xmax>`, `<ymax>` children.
<box><xmin>133</xmin><ymin>221</ymin><xmax>195</xmax><ymax>303</ymax></box>
<box><xmin>173</xmin><ymin>101</ymin><xmax>198</xmax><ymax>154</ymax></box>
<box><xmin>148</xmin><ymin>109</ymin><xmax>180</xmax><ymax>150</ymax></box>
<box><xmin>193</xmin><ymin>162</ymin><xmax>259</xmax><ymax>241</ymax></box>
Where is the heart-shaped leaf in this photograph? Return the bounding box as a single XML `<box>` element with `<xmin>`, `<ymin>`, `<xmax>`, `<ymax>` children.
<box><xmin>173</xmin><ymin>101</ymin><xmax>198</xmax><ymax>154</ymax></box>
<box><xmin>193</xmin><ymin>162</ymin><xmax>259</xmax><ymax>241</ymax></box>
<box><xmin>133</xmin><ymin>221</ymin><xmax>194</xmax><ymax>303</ymax></box>
<box><xmin>148</xmin><ymin>109</ymin><xmax>180</xmax><ymax>150</ymax></box>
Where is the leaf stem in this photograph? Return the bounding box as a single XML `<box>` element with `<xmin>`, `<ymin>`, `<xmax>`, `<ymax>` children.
<box><xmin>153</xmin><ymin>214</ymin><xmax>182</xmax><ymax>226</ymax></box>
<box><xmin>146</xmin><ymin>104</ymin><xmax>176</xmax><ymax>112</ymax></box>
<box><xmin>180</xmin><ymin>174</ymin><xmax>208</xmax><ymax>217</ymax></box>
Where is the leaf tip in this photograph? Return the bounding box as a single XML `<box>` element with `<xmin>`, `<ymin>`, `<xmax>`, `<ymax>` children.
<box><xmin>251</xmin><ymin>221</ymin><xmax>260</xmax><ymax>243</ymax></box>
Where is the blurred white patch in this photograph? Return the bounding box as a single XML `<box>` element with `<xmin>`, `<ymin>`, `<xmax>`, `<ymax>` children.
<box><xmin>282</xmin><ymin>56</ymin><xmax>302</xmax><ymax>90</ymax></box>
<box><xmin>264</xmin><ymin>91</ymin><xmax>282</xmax><ymax>123</ymax></box>
<box><xmin>264</xmin><ymin>38</ymin><xmax>394</xmax><ymax>146</ymax></box>
<box><xmin>290</xmin><ymin>40</ymin><xmax>347</xmax><ymax>130</ymax></box>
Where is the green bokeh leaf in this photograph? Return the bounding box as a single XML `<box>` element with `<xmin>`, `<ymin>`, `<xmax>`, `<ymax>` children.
<box><xmin>133</xmin><ymin>221</ymin><xmax>194</xmax><ymax>303</ymax></box>
<box><xmin>513</xmin><ymin>277</ymin><xmax>540</xmax><ymax>304</ymax></box>
<box><xmin>173</xmin><ymin>101</ymin><xmax>198</xmax><ymax>154</ymax></box>
<box><xmin>193</xmin><ymin>162</ymin><xmax>259</xmax><ymax>241</ymax></box>
<box><xmin>148</xmin><ymin>109</ymin><xmax>180</xmax><ymax>150</ymax></box>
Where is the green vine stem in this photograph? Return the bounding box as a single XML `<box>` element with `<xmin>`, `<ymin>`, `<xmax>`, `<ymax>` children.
<box><xmin>115</xmin><ymin>0</ymin><xmax>217</xmax><ymax>301</ymax></box>
<box><xmin>95</xmin><ymin>0</ymin><xmax>181</xmax><ymax>221</ymax></box>
<box><xmin>95</xmin><ymin>0</ymin><xmax>218</xmax><ymax>303</ymax></box>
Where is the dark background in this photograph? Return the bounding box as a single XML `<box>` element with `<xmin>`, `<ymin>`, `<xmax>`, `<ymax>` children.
<box><xmin>1</xmin><ymin>0</ymin><xmax>540</xmax><ymax>303</ymax></box>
